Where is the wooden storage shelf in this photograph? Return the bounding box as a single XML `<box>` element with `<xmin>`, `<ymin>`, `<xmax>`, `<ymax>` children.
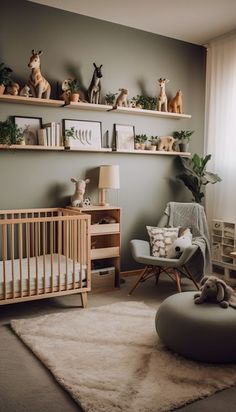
<box><xmin>64</xmin><ymin>147</ymin><xmax>112</xmax><ymax>152</ymax></box>
<box><xmin>0</xmin><ymin>144</ymin><xmax>64</xmax><ymax>151</ymax></box>
<box><xmin>64</xmin><ymin>101</ymin><xmax>112</xmax><ymax>111</ymax></box>
<box><xmin>114</xmin><ymin>149</ymin><xmax>191</xmax><ymax>157</ymax></box>
<box><xmin>112</xmin><ymin>106</ymin><xmax>191</xmax><ymax>119</ymax></box>
<box><xmin>0</xmin><ymin>94</ymin><xmax>64</xmax><ymax>107</ymax></box>
<box><xmin>91</xmin><ymin>246</ymin><xmax>120</xmax><ymax>260</ymax></box>
<box><xmin>91</xmin><ymin>223</ymin><xmax>120</xmax><ymax>235</ymax></box>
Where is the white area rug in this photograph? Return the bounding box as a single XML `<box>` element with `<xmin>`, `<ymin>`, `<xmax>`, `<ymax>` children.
<box><xmin>11</xmin><ymin>301</ymin><xmax>236</xmax><ymax>412</ymax></box>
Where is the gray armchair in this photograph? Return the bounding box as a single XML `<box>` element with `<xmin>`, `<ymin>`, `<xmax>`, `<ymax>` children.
<box><xmin>129</xmin><ymin>202</ymin><xmax>210</xmax><ymax>295</ymax></box>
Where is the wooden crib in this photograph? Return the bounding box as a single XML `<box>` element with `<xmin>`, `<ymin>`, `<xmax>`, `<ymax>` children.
<box><xmin>0</xmin><ymin>208</ymin><xmax>91</xmax><ymax>307</ymax></box>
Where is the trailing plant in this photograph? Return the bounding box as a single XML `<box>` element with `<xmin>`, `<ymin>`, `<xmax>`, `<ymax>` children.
<box><xmin>177</xmin><ymin>153</ymin><xmax>222</xmax><ymax>203</ymax></box>
<box><xmin>0</xmin><ymin>62</ymin><xmax>13</xmax><ymax>86</ymax></box>
<box><xmin>68</xmin><ymin>79</ymin><xmax>80</xmax><ymax>93</ymax></box>
<box><xmin>0</xmin><ymin>119</ymin><xmax>24</xmax><ymax>145</ymax></box>
<box><xmin>173</xmin><ymin>130</ymin><xmax>195</xmax><ymax>143</ymax></box>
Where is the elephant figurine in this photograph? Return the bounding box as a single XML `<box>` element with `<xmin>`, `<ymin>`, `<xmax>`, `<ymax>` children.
<box><xmin>194</xmin><ymin>275</ymin><xmax>236</xmax><ymax>309</ymax></box>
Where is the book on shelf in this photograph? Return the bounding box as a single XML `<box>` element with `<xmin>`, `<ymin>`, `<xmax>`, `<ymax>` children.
<box><xmin>38</xmin><ymin>122</ymin><xmax>62</xmax><ymax>147</ymax></box>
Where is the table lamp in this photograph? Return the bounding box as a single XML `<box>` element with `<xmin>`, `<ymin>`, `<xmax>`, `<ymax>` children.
<box><xmin>98</xmin><ymin>165</ymin><xmax>120</xmax><ymax>206</ymax></box>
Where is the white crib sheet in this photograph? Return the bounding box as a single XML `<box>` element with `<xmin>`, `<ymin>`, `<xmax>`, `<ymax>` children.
<box><xmin>0</xmin><ymin>254</ymin><xmax>87</xmax><ymax>295</ymax></box>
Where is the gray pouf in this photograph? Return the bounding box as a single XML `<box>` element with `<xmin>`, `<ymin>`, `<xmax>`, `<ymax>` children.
<box><xmin>156</xmin><ymin>291</ymin><xmax>236</xmax><ymax>363</ymax></box>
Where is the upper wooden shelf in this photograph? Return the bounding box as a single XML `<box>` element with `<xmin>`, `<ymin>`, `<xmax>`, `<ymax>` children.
<box><xmin>64</xmin><ymin>102</ymin><xmax>112</xmax><ymax>111</ymax></box>
<box><xmin>114</xmin><ymin>149</ymin><xmax>191</xmax><ymax>157</ymax></box>
<box><xmin>0</xmin><ymin>94</ymin><xmax>64</xmax><ymax>107</ymax></box>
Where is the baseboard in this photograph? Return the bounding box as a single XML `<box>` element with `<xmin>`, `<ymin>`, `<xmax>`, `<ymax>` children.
<box><xmin>121</xmin><ymin>269</ymin><xmax>143</xmax><ymax>277</ymax></box>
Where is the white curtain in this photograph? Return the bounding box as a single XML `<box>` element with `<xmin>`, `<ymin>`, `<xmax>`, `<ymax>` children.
<box><xmin>205</xmin><ymin>33</ymin><xmax>236</xmax><ymax>222</ymax></box>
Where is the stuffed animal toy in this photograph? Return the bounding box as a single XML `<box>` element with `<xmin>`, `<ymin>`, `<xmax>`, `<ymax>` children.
<box><xmin>194</xmin><ymin>275</ymin><xmax>236</xmax><ymax>308</ymax></box>
<box><xmin>166</xmin><ymin>227</ymin><xmax>192</xmax><ymax>258</ymax></box>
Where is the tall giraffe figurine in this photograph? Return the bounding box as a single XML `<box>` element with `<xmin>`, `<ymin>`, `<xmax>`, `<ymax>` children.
<box><xmin>157</xmin><ymin>78</ymin><xmax>169</xmax><ymax>112</ymax></box>
<box><xmin>27</xmin><ymin>49</ymin><xmax>51</xmax><ymax>99</ymax></box>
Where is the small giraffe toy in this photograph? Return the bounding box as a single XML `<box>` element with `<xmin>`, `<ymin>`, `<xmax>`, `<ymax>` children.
<box><xmin>27</xmin><ymin>49</ymin><xmax>51</xmax><ymax>99</ymax></box>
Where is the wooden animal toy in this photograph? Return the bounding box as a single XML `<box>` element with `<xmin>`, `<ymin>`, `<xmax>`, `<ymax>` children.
<box><xmin>60</xmin><ymin>78</ymin><xmax>72</xmax><ymax>104</ymax></box>
<box><xmin>168</xmin><ymin>89</ymin><xmax>183</xmax><ymax>113</ymax></box>
<box><xmin>115</xmin><ymin>88</ymin><xmax>128</xmax><ymax>107</ymax></box>
<box><xmin>88</xmin><ymin>63</ymin><xmax>103</xmax><ymax>104</ymax></box>
<box><xmin>19</xmin><ymin>84</ymin><xmax>31</xmax><ymax>97</ymax></box>
<box><xmin>6</xmin><ymin>82</ymin><xmax>20</xmax><ymax>96</ymax></box>
<box><xmin>71</xmin><ymin>178</ymin><xmax>90</xmax><ymax>207</ymax></box>
<box><xmin>157</xmin><ymin>78</ymin><xmax>169</xmax><ymax>112</ymax></box>
<box><xmin>27</xmin><ymin>49</ymin><xmax>51</xmax><ymax>99</ymax></box>
<box><xmin>158</xmin><ymin>136</ymin><xmax>175</xmax><ymax>151</ymax></box>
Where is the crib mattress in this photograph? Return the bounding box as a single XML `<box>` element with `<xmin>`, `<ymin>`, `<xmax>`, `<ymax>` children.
<box><xmin>0</xmin><ymin>254</ymin><xmax>87</xmax><ymax>296</ymax></box>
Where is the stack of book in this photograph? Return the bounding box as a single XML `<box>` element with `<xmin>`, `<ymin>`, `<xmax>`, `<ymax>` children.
<box><xmin>38</xmin><ymin>122</ymin><xmax>63</xmax><ymax>147</ymax></box>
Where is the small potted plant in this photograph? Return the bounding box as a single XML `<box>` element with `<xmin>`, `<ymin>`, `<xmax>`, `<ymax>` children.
<box><xmin>148</xmin><ymin>136</ymin><xmax>159</xmax><ymax>151</ymax></box>
<box><xmin>104</xmin><ymin>92</ymin><xmax>117</xmax><ymax>105</ymax></box>
<box><xmin>0</xmin><ymin>63</ymin><xmax>13</xmax><ymax>94</ymax></box>
<box><xmin>135</xmin><ymin>134</ymin><xmax>148</xmax><ymax>150</ymax></box>
<box><xmin>64</xmin><ymin>127</ymin><xmax>76</xmax><ymax>148</ymax></box>
<box><xmin>68</xmin><ymin>79</ymin><xmax>80</xmax><ymax>102</ymax></box>
<box><xmin>0</xmin><ymin>119</ymin><xmax>24</xmax><ymax>145</ymax></box>
<box><xmin>173</xmin><ymin>130</ymin><xmax>194</xmax><ymax>152</ymax></box>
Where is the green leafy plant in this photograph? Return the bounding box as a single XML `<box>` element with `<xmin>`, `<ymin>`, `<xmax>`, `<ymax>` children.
<box><xmin>149</xmin><ymin>135</ymin><xmax>159</xmax><ymax>145</ymax></box>
<box><xmin>173</xmin><ymin>130</ymin><xmax>195</xmax><ymax>143</ymax></box>
<box><xmin>104</xmin><ymin>92</ymin><xmax>117</xmax><ymax>105</ymax></box>
<box><xmin>132</xmin><ymin>95</ymin><xmax>157</xmax><ymax>110</ymax></box>
<box><xmin>177</xmin><ymin>153</ymin><xmax>222</xmax><ymax>203</ymax></box>
<box><xmin>68</xmin><ymin>79</ymin><xmax>80</xmax><ymax>93</ymax></box>
<box><xmin>0</xmin><ymin>119</ymin><xmax>24</xmax><ymax>145</ymax></box>
<box><xmin>0</xmin><ymin>62</ymin><xmax>13</xmax><ymax>86</ymax></box>
<box><xmin>135</xmin><ymin>134</ymin><xmax>148</xmax><ymax>144</ymax></box>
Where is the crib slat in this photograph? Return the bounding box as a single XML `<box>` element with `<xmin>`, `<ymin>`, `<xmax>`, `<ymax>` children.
<box><xmin>2</xmin><ymin>224</ymin><xmax>7</xmax><ymax>299</ymax></box>
<box><xmin>65</xmin><ymin>220</ymin><xmax>68</xmax><ymax>290</ymax></box>
<box><xmin>35</xmin><ymin>222</ymin><xmax>39</xmax><ymax>295</ymax></box>
<box><xmin>50</xmin><ymin>221</ymin><xmax>54</xmax><ymax>292</ymax></box>
<box><xmin>43</xmin><ymin>221</ymin><xmax>46</xmax><ymax>293</ymax></box>
<box><xmin>72</xmin><ymin>220</ymin><xmax>76</xmax><ymax>288</ymax></box>
<box><xmin>18</xmin><ymin>223</ymin><xmax>23</xmax><ymax>297</ymax></box>
<box><xmin>26</xmin><ymin>222</ymin><xmax>31</xmax><ymax>297</ymax></box>
<box><xmin>11</xmin><ymin>224</ymin><xmax>15</xmax><ymax>298</ymax></box>
<box><xmin>58</xmin><ymin>220</ymin><xmax>61</xmax><ymax>291</ymax></box>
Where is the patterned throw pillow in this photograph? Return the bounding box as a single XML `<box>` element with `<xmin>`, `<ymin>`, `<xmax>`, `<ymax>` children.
<box><xmin>146</xmin><ymin>226</ymin><xmax>179</xmax><ymax>257</ymax></box>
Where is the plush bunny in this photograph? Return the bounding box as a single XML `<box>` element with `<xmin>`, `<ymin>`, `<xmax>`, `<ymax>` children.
<box><xmin>194</xmin><ymin>275</ymin><xmax>236</xmax><ymax>309</ymax></box>
<box><xmin>166</xmin><ymin>227</ymin><xmax>192</xmax><ymax>259</ymax></box>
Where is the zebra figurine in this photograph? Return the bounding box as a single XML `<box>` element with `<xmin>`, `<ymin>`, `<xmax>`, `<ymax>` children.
<box><xmin>88</xmin><ymin>62</ymin><xmax>103</xmax><ymax>104</ymax></box>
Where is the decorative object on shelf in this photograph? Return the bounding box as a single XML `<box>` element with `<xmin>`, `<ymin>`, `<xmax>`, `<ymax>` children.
<box><xmin>158</xmin><ymin>135</ymin><xmax>175</xmax><ymax>151</ymax></box>
<box><xmin>60</xmin><ymin>78</ymin><xmax>72</xmax><ymax>104</ymax></box>
<box><xmin>114</xmin><ymin>124</ymin><xmax>135</xmax><ymax>150</ymax></box>
<box><xmin>67</xmin><ymin>79</ymin><xmax>80</xmax><ymax>102</ymax></box>
<box><xmin>88</xmin><ymin>62</ymin><xmax>103</xmax><ymax>104</ymax></box>
<box><xmin>177</xmin><ymin>153</ymin><xmax>222</xmax><ymax>203</ymax></box>
<box><xmin>5</xmin><ymin>82</ymin><xmax>20</xmax><ymax>96</ymax></box>
<box><xmin>0</xmin><ymin>118</ymin><xmax>24</xmax><ymax>145</ymax></box>
<box><xmin>63</xmin><ymin>119</ymin><xmax>102</xmax><ymax>150</ymax></box>
<box><xmin>134</xmin><ymin>134</ymin><xmax>148</xmax><ymax>150</ymax></box>
<box><xmin>0</xmin><ymin>62</ymin><xmax>13</xmax><ymax>94</ymax></box>
<box><xmin>27</xmin><ymin>49</ymin><xmax>51</xmax><ymax>99</ymax></box>
<box><xmin>64</xmin><ymin>126</ymin><xmax>75</xmax><ymax>147</ymax></box>
<box><xmin>98</xmin><ymin>165</ymin><xmax>120</xmax><ymax>206</ymax></box>
<box><xmin>115</xmin><ymin>88</ymin><xmax>128</xmax><ymax>107</ymax></box>
<box><xmin>132</xmin><ymin>95</ymin><xmax>157</xmax><ymax>110</ymax></box>
<box><xmin>157</xmin><ymin>78</ymin><xmax>169</xmax><ymax>112</ymax></box>
<box><xmin>173</xmin><ymin>129</ymin><xmax>194</xmax><ymax>152</ymax></box>
<box><xmin>104</xmin><ymin>91</ymin><xmax>117</xmax><ymax>105</ymax></box>
<box><xmin>194</xmin><ymin>275</ymin><xmax>236</xmax><ymax>309</ymax></box>
<box><xmin>70</xmin><ymin>177</ymin><xmax>90</xmax><ymax>207</ymax></box>
<box><xmin>148</xmin><ymin>136</ymin><xmax>159</xmax><ymax>151</ymax></box>
<box><xmin>168</xmin><ymin>89</ymin><xmax>183</xmax><ymax>114</ymax></box>
<box><xmin>13</xmin><ymin>116</ymin><xmax>42</xmax><ymax>145</ymax></box>
<box><xmin>19</xmin><ymin>84</ymin><xmax>31</xmax><ymax>97</ymax></box>
<box><xmin>83</xmin><ymin>197</ymin><xmax>91</xmax><ymax>206</ymax></box>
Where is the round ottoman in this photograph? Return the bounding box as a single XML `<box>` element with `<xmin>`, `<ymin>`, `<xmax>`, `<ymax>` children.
<box><xmin>156</xmin><ymin>291</ymin><xmax>236</xmax><ymax>363</ymax></box>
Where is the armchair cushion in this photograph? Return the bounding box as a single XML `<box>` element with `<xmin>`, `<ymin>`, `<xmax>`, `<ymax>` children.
<box><xmin>146</xmin><ymin>226</ymin><xmax>179</xmax><ymax>258</ymax></box>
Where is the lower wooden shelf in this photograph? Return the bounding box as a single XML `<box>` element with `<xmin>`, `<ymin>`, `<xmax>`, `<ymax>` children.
<box><xmin>91</xmin><ymin>247</ymin><xmax>120</xmax><ymax>260</ymax></box>
<box><xmin>0</xmin><ymin>144</ymin><xmax>64</xmax><ymax>151</ymax></box>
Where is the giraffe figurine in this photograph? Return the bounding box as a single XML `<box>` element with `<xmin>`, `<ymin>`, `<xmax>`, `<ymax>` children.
<box><xmin>27</xmin><ymin>49</ymin><xmax>51</xmax><ymax>99</ymax></box>
<box><xmin>157</xmin><ymin>78</ymin><xmax>169</xmax><ymax>112</ymax></box>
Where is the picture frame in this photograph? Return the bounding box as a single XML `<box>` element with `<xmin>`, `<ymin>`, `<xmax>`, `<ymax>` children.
<box><xmin>114</xmin><ymin>124</ymin><xmax>135</xmax><ymax>150</ymax></box>
<box><xmin>63</xmin><ymin>119</ymin><xmax>102</xmax><ymax>150</ymax></box>
<box><xmin>13</xmin><ymin>116</ymin><xmax>42</xmax><ymax>145</ymax></box>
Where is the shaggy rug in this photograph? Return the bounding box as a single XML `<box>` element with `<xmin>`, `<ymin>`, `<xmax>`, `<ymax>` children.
<box><xmin>11</xmin><ymin>301</ymin><xmax>236</xmax><ymax>412</ymax></box>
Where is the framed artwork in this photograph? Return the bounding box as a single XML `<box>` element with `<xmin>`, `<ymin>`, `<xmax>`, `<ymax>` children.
<box><xmin>13</xmin><ymin>116</ymin><xmax>42</xmax><ymax>145</ymax></box>
<box><xmin>114</xmin><ymin>124</ymin><xmax>135</xmax><ymax>150</ymax></box>
<box><xmin>63</xmin><ymin>119</ymin><xmax>102</xmax><ymax>149</ymax></box>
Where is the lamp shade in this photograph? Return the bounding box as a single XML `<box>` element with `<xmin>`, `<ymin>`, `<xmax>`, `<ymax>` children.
<box><xmin>98</xmin><ymin>165</ymin><xmax>120</xmax><ymax>189</ymax></box>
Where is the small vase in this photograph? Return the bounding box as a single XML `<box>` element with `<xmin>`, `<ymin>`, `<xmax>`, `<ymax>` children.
<box><xmin>140</xmin><ymin>143</ymin><xmax>145</xmax><ymax>150</ymax></box>
<box><xmin>135</xmin><ymin>143</ymin><xmax>141</xmax><ymax>150</ymax></box>
<box><xmin>70</xmin><ymin>93</ymin><xmax>80</xmax><ymax>103</ymax></box>
<box><xmin>179</xmin><ymin>142</ymin><xmax>189</xmax><ymax>152</ymax></box>
<box><xmin>150</xmin><ymin>145</ymin><xmax>157</xmax><ymax>151</ymax></box>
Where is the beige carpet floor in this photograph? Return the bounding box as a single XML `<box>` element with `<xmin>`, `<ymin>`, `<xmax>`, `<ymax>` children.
<box><xmin>11</xmin><ymin>300</ymin><xmax>236</xmax><ymax>412</ymax></box>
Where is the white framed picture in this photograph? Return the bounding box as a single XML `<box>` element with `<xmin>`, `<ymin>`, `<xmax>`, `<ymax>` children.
<box><xmin>63</xmin><ymin>119</ymin><xmax>102</xmax><ymax>149</ymax></box>
<box><xmin>114</xmin><ymin>124</ymin><xmax>135</xmax><ymax>150</ymax></box>
<box><xmin>13</xmin><ymin>116</ymin><xmax>42</xmax><ymax>145</ymax></box>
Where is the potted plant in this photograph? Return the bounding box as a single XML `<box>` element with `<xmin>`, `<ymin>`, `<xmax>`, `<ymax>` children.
<box><xmin>135</xmin><ymin>134</ymin><xmax>148</xmax><ymax>150</ymax></box>
<box><xmin>177</xmin><ymin>153</ymin><xmax>222</xmax><ymax>203</ymax></box>
<box><xmin>64</xmin><ymin>127</ymin><xmax>76</xmax><ymax>147</ymax></box>
<box><xmin>0</xmin><ymin>119</ymin><xmax>24</xmax><ymax>145</ymax></box>
<box><xmin>133</xmin><ymin>95</ymin><xmax>157</xmax><ymax>110</ymax></box>
<box><xmin>148</xmin><ymin>136</ymin><xmax>159</xmax><ymax>151</ymax></box>
<box><xmin>68</xmin><ymin>79</ymin><xmax>80</xmax><ymax>102</ymax></box>
<box><xmin>173</xmin><ymin>130</ymin><xmax>194</xmax><ymax>152</ymax></box>
<box><xmin>0</xmin><ymin>63</ymin><xmax>13</xmax><ymax>94</ymax></box>
<box><xmin>104</xmin><ymin>92</ymin><xmax>117</xmax><ymax>105</ymax></box>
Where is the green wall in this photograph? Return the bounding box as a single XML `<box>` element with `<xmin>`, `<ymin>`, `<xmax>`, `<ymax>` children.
<box><xmin>0</xmin><ymin>0</ymin><xmax>206</xmax><ymax>270</ymax></box>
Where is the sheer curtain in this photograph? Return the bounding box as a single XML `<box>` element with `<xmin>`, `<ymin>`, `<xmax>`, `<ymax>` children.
<box><xmin>205</xmin><ymin>33</ymin><xmax>236</xmax><ymax>222</ymax></box>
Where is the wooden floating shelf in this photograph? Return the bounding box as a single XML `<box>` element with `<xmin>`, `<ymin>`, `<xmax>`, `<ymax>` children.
<box><xmin>64</xmin><ymin>102</ymin><xmax>112</xmax><ymax>111</ymax></box>
<box><xmin>0</xmin><ymin>144</ymin><xmax>64</xmax><ymax>151</ymax></box>
<box><xmin>114</xmin><ymin>149</ymin><xmax>191</xmax><ymax>156</ymax></box>
<box><xmin>112</xmin><ymin>106</ymin><xmax>191</xmax><ymax>119</ymax></box>
<box><xmin>0</xmin><ymin>94</ymin><xmax>64</xmax><ymax>107</ymax></box>
<box><xmin>64</xmin><ymin>147</ymin><xmax>112</xmax><ymax>152</ymax></box>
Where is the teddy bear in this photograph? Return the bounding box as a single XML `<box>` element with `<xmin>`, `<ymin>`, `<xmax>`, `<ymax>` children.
<box><xmin>194</xmin><ymin>275</ymin><xmax>236</xmax><ymax>308</ymax></box>
<box><xmin>166</xmin><ymin>227</ymin><xmax>192</xmax><ymax>258</ymax></box>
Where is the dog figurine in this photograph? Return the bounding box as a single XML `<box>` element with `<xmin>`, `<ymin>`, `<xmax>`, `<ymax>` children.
<box><xmin>194</xmin><ymin>275</ymin><xmax>236</xmax><ymax>308</ymax></box>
